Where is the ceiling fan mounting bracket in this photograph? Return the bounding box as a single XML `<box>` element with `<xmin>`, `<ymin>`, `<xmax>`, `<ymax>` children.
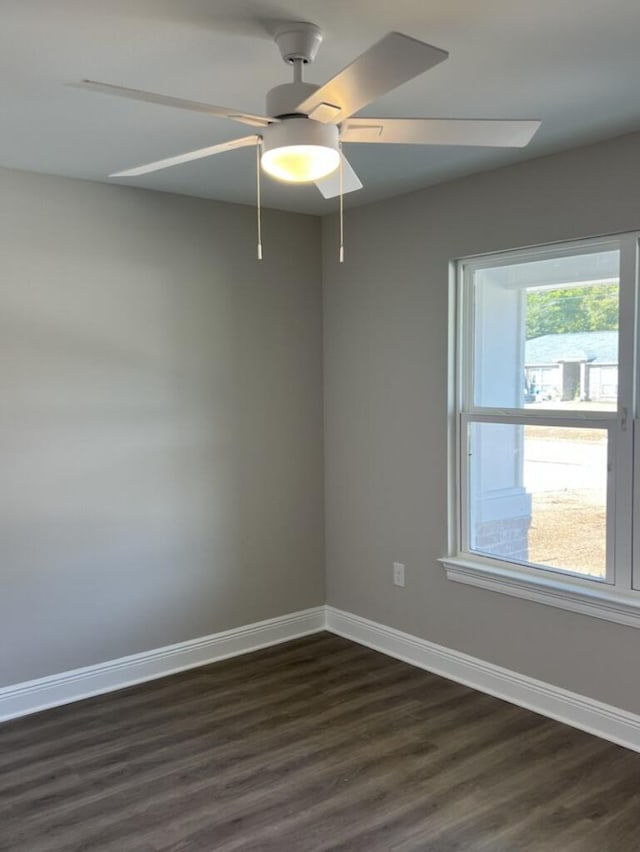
<box><xmin>274</xmin><ymin>22</ymin><xmax>323</xmax><ymax>65</ymax></box>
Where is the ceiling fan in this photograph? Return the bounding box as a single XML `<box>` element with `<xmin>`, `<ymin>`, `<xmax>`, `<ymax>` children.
<box><xmin>74</xmin><ymin>23</ymin><xmax>541</xmax><ymax>199</ymax></box>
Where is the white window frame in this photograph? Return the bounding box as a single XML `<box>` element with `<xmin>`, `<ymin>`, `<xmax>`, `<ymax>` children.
<box><xmin>440</xmin><ymin>233</ymin><xmax>640</xmax><ymax>628</ymax></box>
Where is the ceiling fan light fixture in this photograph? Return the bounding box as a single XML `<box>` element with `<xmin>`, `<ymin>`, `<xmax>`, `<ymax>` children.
<box><xmin>262</xmin><ymin>143</ymin><xmax>339</xmax><ymax>182</ymax></box>
<box><xmin>261</xmin><ymin>118</ymin><xmax>339</xmax><ymax>183</ymax></box>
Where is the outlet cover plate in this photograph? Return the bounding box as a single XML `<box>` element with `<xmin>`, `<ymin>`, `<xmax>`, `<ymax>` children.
<box><xmin>393</xmin><ymin>562</ymin><xmax>405</xmax><ymax>587</ymax></box>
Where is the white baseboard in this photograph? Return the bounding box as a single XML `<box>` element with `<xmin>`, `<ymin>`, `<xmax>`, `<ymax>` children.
<box><xmin>0</xmin><ymin>606</ymin><xmax>325</xmax><ymax>722</ymax></box>
<box><xmin>325</xmin><ymin>606</ymin><xmax>640</xmax><ymax>753</ymax></box>
<box><xmin>5</xmin><ymin>603</ymin><xmax>639</xmax><ymax>754</ymax></box>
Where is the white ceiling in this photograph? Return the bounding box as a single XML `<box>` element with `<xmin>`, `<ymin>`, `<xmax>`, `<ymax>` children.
<box><xmin>2</xmin><ymin>0</ymin><xmax>640</xmax><ymax>215</ymax></box>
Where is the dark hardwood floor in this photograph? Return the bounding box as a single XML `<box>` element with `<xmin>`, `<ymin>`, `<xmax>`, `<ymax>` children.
<box><xmin>1</xmin><ymin>632</ymin><xmax>639</xmax><ymax>851</ymax></box>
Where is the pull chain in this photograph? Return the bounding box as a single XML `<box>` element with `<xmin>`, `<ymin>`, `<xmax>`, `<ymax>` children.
<box><xmin>339</xmin><ymin>141</ymin><xmax>344</xmax><ymax>263</ymax></box>
<box><xmin>256</xmin><ymin>138</ymin><xmax>263</xmax><ymax>260</ymax></box>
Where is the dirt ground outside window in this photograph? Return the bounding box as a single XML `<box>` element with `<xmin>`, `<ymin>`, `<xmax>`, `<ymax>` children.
<box><xmin>524</xmin><ymin>423</ymin><xmax>607</xmax><ymax>578</ymax></box>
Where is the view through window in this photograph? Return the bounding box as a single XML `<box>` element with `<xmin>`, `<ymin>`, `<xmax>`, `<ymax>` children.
<box><xmin>457</xmin><ymin>239</ymin><xmax>636</xmax><ymax>593</ymax></box>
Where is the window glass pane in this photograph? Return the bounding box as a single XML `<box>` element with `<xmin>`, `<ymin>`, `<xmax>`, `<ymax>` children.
<box><xmin>468</xmin><ymin>422</ymin><xmax>608</xmax><ymax>579</ymax></box>
<box><xmin>473</xmin><ymin>248</ymin><xmax>620</xmax><ymax>411</ymax></box>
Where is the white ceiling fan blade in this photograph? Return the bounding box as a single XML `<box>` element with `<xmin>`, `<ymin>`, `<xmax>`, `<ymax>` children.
<box><xmin>71</xmin><ymin>80</ymin><xmax>276</xmax><ymax>128</ymax></box>
<box><xmin>110</xmin><ymin>135</ymin><xmax>259</xmax><ymax>177</ymax></box>
<box><xmin>296</xmin><ymin>33</ymin><xmax>448</xmax><ymax>124</ymax></box>
<box><xmin>314</xmin><ymin>153</ymin><xmax>363</xmax><ymax>199</ymax></box>
<box><xmin>341</xmin><ymin>118</ymin><xmax>541</xmax><ymax>147</ymax></box>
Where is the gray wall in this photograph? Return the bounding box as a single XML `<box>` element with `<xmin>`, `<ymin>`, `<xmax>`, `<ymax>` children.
<box><xmin>5</xmin><ymin>130</ymin><xmax>640</xmax><ymax>716</ymax></box>
<box><xmin>0</xmin><ymin>168</ymin><xmax>324</xmax><ymax>686</ymax></box>
<box><xmin>323</xmin><ymin>131</ymin><xmax>640</xmax><ymax>715</ymax></box>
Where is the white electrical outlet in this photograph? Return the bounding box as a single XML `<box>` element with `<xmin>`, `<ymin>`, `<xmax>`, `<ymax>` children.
<box><xmin>393</xmin><ymin>562</ymin><xmax>405</xmax><ymax>587</ymax></box>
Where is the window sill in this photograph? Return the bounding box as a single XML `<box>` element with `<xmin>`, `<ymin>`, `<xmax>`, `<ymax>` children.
<box><xmin>440</xmin><ymin>556</ymin><xmax>640</xmax><ymax>629</ymax></box>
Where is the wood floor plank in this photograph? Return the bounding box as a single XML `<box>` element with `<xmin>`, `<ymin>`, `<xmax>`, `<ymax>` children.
<box><xmin>1</xmin><ymin>633</ymin><xmax>639</xmax><ymax>851</ymax></box>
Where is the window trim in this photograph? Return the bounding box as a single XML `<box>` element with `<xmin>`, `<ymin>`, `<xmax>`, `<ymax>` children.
<box><xmin>441</xmin><ymin>232</ymin><xmax>640</xmax><ymax>628</ymax></box>
<box><xmin>441</xmin><ymin>554</ymin><xmax>640</xmax><ymax>629</ymax></box>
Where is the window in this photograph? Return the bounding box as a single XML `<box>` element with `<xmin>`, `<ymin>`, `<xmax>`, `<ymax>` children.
<box><xmin>442</xmin><ymin>235</ymin><xmax>640</xmax><ymax>627</ymax></box>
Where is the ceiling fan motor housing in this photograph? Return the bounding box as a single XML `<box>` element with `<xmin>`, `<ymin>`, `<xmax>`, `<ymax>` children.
<box><xmin>261</xmin><ymin>116</ymin><xmax>338</xmax><ymax>155</ymax></box>
<box><xmin>266</xmin><ymin>82</ymin><xmax>319</xmax><ymax>118</ymax></box>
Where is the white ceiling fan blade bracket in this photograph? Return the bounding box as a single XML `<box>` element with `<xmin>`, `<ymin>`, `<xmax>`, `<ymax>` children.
<box><xmin>340</xmin><ymin>123</ymin><xmax>384</xmax><ymax>142</ymax></box>
<box><xmin>308</xmin><ymin>102</ymin><xmax>342</xmax><ymax>123</ymax></box>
